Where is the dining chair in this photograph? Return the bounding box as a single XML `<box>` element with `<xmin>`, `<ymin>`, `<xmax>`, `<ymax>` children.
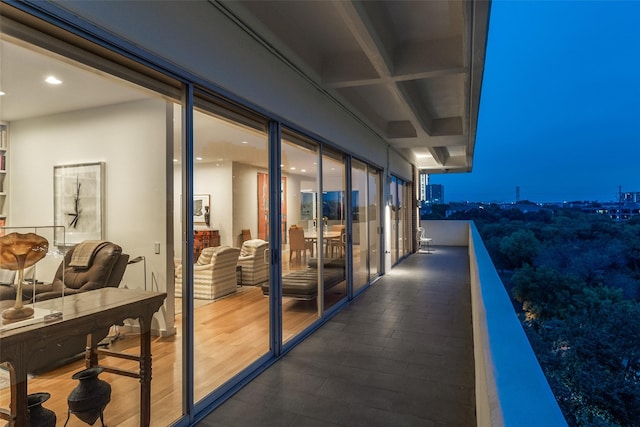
<box><xmin>289</xmin><ymin>227</ymin><xmax>308</xmax><ymax>265</ymax></box>
<box><xmin>417</xmin><ymin>227</ymin><xmax>433</xmax><ymax>253</ymax></box>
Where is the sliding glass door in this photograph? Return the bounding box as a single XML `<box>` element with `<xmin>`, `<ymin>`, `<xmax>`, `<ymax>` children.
<box><xmin>189</xmin><ymin>95</ymin><xmax>270</xmax><ymax>403</ymax></box>
<box><xmin>368</xmin><ymin>167</ymin><xmax>381</xmax><ymax>281</ymax></box>
<box><xmin>280</xmin><ymin>133</ymin><xmax>320</xmax><ymax>343</ymax></box>
<box><xmin>352</xmin><ymin>159</ymin><xmax>381</xmax><ymax>292</ymax></box>
<box><xmin>322</xmin><ymin>148</ymin><xmax>347</xmax><ymax>310</ymax></box>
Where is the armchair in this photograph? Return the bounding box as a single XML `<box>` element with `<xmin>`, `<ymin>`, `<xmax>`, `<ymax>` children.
<box><xmin>175</xmin><ymin>246</ymin><xmax>240</xmax><ymax>300</ymax></box>
<box><xmin>32</xmin><ymin>241</ymin><xmax>129</xmax><ymax>302</ymax></box>
<box><xmin>237</xmin><ymin>239</ymin><xmax>268</xmax><ymax>286</ymax></box>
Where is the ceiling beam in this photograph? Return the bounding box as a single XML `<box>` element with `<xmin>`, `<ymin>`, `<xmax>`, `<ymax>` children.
<box><xmin>429</xmin><ymin>146</ymin><xmax>450</xmax><ymax>166</ymax></box>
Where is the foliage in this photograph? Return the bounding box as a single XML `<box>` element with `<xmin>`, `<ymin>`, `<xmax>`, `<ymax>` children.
<box><xmin>456</xmin><ymin>206</ymin><xmax>640</xmax><ymax>426</ymax></box>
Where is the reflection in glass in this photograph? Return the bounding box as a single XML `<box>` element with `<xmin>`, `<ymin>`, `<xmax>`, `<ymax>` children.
<box><xmin>368</xmin><ymin>168</ymin><xmax>380</xmax><ymax>279</ymax></box>
<box><xmin>352</xmin><ymin>160</ymin><xmax>368</xmax><ymax>292</ymax></box>
<box><xmin>281</xmin><ymin>136</ymin><xmax>320</xmax><ymax>342</ymax></box>
<box><xmin>390</xmin><ymin>176</ymin><xmax>398</xmax><ymax>265</ymax></box>
<box><xmin>322</xmin><ymin>149</ymin><xmax>346</xmax><ymax>310</ymax></box>
<box><xmin>187</xmin><ymin>104</ymin><xmax>270</xmax><ymax>402</ymax></box>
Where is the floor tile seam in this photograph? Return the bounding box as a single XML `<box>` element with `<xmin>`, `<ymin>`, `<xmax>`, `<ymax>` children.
<box><xmin>353</xmin><ymin>371</ymin><xmax>445</xmax><ymax>396</ymax></box>
<box><xmin>388</xmin><ymin>329</ymin><xmax>458</xmax><ymax>342</ymax></box>
<box><xmin>341</xmin><ymin>401</ymin><xmax>433</xmax><ymax>425</ymax></box>
<box><xmin>253</xmin><ymin>380</ymin><xmax>351</xmax><ymax>415</ymax></box>
<box><xmin>316</xmin><ymin>376</ymin><xmax>448</xmax><ymax>419</ymax></box>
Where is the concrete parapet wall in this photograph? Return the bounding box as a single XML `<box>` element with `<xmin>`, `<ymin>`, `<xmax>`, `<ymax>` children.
<box><xmin>420</xmin><ymin>220</ymin><xmax>468</xmax><ymax>246</ymax></box>
<box><xmin>467</xmin><ymin>221</ymin><xmax>567</xmax><ymax>427</ymax></box>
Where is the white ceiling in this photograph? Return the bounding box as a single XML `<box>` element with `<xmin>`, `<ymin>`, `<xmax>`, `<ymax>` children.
<box><xmin>217</xmin><ymin>0</ymin><xmax>491</xmax><ymax>174</ymax></box>
<box><xmin>0</xmin><ymin>0</ymin><xmax>490</xmax><ymax>176</ymax></box>
<box><xmin>0</xmin><ymin>39</ymin><xmax>147</xmax><ymax>122</ymax></box>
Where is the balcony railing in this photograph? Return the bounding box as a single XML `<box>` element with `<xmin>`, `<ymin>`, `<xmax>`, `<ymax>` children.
<box><xmin>422</xmin><ymin>220</ymin><xmax>567</xmax><ymax>427</ymax></box>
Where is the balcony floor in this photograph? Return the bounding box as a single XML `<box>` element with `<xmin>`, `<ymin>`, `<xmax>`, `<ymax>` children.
<box><xmin>198</xmin><ymin>246</ymin><xmax>474</xmax><ymax>426</ymax></box>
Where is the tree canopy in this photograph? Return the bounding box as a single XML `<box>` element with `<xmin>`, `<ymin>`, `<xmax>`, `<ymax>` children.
<box><xmin>456</xmin><ymin>207</ymin><xmax>640</xmax><ymax>426</ymax></box>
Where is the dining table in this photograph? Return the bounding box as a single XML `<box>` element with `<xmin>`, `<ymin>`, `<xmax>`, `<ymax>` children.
<box><xmin>303</xmin><ymin>230</ymin><xmax>341</xmax><ymax>257</ymax></box>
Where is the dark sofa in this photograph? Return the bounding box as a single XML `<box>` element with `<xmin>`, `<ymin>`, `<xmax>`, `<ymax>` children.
<box><xmin>262</xmin><ymin>258</ymin><xmax>345</xmax><ymax>300</ymax></box>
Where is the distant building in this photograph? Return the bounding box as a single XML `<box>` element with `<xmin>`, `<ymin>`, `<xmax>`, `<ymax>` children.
<box><xmin>622</xmin><ymin>192</ymin><xmax>640</xmax><ymax>203</ymax></box>
<box><xmin>419</xmin><ymin>173</ymin><xmax>429</xmax><ymax>201</ymax></box>
<box><xmin>426</xmin><ymin>184</ymin><xmax>445</xmax><ymax>204</ymax></box>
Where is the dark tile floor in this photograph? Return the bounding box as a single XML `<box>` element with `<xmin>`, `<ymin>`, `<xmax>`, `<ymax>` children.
<box><xmin>198</xmin><ymin>246</ymin><xmax>474</xmax><ymax>426</ymax></box>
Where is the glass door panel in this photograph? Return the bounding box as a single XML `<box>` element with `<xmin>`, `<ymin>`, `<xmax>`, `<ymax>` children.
<box><xmin>0</xmin><ymin>33</ymin><xmax>184</xmax><ymax>425</ymax></box>
<box><xmin>398</xmin><ymin>179</ymin><xmax>405</xmax><ymax>259</ymax></box>
<box><xmin>190</xmin><ymin>102</ymin><xmax>270</xmax><ymax>403</ymax></box>
<box><xmin>404</xmin><ymin>181</ymin><xmax>412</xmax><ymax>257</ymax></box>
<box><xmin>390</xmin><ymin>176</ymin><xmax>398</xmax><ymax>265</ymax></box>
<box><xmin>352</xmin><ymin>159</ymin><xmax>368</xmax><ymax>292</ymax></box>
<box><xmin>322</xmin><ymin>148</ymin><xmax>346</xmax><ymax>310</ymax></box>
<box><xmin>368</xmin><ymin>168</ymin><xmax>380</xmax><ymax>280</ymax></box>
<box><xmin>281</xmin><ymin>135</ymin><xmax>320</xmax><ymax>343</ymax></box>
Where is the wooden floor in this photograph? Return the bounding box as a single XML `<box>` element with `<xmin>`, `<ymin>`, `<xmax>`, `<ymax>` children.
<box><xmin>0</xmin><ymin>243</ymin><xmax>360</xmax><ymax>426</ymax></box>
<box><xmin>0</xmin><ymin>283</ymin><xmax>343</xmax><ymax>426</ymax></box>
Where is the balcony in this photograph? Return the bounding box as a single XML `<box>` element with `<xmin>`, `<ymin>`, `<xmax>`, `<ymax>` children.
<box><xmin>200</xmin><ymin>220</ymin><xmax>567</xmax><ymax>426</ymax></box>
<box><xmin>416</xmin><ymin>220</ymin><xmax>566</xmax><ymax>425</ymax></box>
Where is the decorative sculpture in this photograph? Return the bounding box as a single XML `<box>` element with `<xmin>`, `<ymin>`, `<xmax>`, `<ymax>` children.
<box><xmin>0</xmin><ymin>232</ymin><xmax>49</xmax><ymax>321</ymax></box>
<box><xmin>65</xmin><ymin>367</ymin><xmax>111</xmax><ymax>427</ymax></box>
<box><xmin>27</xmin><ymin>392</ymin><xmax>57</xmax><ymax>427</ymax></box>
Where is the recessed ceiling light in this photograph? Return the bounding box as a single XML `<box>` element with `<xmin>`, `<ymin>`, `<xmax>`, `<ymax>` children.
<box><xmin>241</xmin><ymin>141</ymin><xmax>248</xmax><ymax>144</ymax></box>
<box><xmin>196</xmin><ymin>157</ymin><xmax>203</xmax><ymax>161</ymax></box>
<box><xmin>0</xmin><ymin>91</ymin><xmax>5</xmax><ymax>96</ymax></box>
<box><xmin>290</xmin><ymin>167</ymin><xmax>296</xmax><ymax>170</ymax></box>
<box><xmin>45</xmin><ymin>75</ymin><xmax>62</xmax><ymax>85</ymax></box>
<box><xmin>173</xmin><ymin>159</ymin><xmax>178</xmax><ymax>162</ymax></box>
<box><xmin>301</xmin><ymin>169</ymin><xmax>307</xmax><ymax>172</ymax></box>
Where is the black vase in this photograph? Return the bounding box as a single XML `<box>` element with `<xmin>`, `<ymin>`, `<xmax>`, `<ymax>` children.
<box><xmin>27</xmin><ymin>392</ymin><xmax>56</xmax><ymax>427</ymax></box>
<box><xmin>66</xmin><ymin>367</ymin><xmax>111</xmax><ymax>426</ymax></box>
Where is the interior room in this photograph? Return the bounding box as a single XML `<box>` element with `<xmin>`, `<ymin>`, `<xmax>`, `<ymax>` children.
<box><xmin>0</xmin><ymin>32</ymin><xmax>380</xmax><ymax>425</ymax></box>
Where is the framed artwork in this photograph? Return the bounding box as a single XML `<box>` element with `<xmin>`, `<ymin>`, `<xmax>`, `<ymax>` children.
<box><xmin>54</xmin><ymin>162</ymin><xmax>105</xmax><ymax>246</ymax></box>
<box><xmin>257</xmin><ymin>173</ymin><xmax>287</xmax><ymax>242</ymax></box>
<box><xmin>194</xmin><ymin>194</ymin><xmax>210</xmax><ymax>226</ymax></box>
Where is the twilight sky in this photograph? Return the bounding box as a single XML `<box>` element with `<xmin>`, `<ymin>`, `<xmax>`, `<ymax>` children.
<box><xmin>432</xmin><ymin>1</ymin><xmax>640</xmax><ymax>204</ymax></box>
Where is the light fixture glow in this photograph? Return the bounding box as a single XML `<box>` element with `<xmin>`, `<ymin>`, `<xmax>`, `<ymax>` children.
<box><xmin>196</xmin><ymin>157</ymin><xmax>203</xmax><ymax>161</ymax></box>
<box><xmin>241</xmin><ymin>141</ymin><xmax>249</xmax><ymax>144</ymax></box>
<box><xmin>45</xmin><ymin>75</ymin><xmax>62</xmax><ymax>85</ymax></box>
<box><xmin>301</xmin><ymin>169</ymin><xmax>307</xmax><ymax>172</ymax></box>
<box><xmin>0</xmin><ymin>91</ymin><xmax>5</xmax><ymax>96</ymax></box>
<box><xmin>290</xmin><ymin>167</ymin><xmax>296</xmax><ymax>170</ymax></box>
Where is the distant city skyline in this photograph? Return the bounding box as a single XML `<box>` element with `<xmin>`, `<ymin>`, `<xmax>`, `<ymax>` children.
<box><xmin>432</xmin><ymin>1</ymin><xmax>639</xmax><ymax>204</ymax></box>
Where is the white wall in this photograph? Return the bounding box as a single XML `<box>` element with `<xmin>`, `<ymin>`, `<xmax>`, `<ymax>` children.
<box><xmin>194</xmin><ymin>161</ymin><xmax>233</xmax><ymax>246</ymax></box>
<box><xmin>421</xmin><ymin>220</ymin><xmax>469</xmax><ymax>246</ymax></box>
<box><xmin>231</xmin><ymin>163</ymin><xmax>261</xmax><ymax>247</ymax></box>
<box><xmin>53</xmin><ymin>1</ymin><xmax>391</xmax><ymax>169</ymax></box>
<box><xmin>230</xmin><ymin>163</ymin><xmax>307</xmax><ymax>248</ymax></box>
<box><xmin>9</xmin><ymin>98</ymin><xmax>174</xmax><ymax>333</ymax></box>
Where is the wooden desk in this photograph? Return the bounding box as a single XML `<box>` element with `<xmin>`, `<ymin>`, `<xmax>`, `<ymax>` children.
<box><xmin>0</xmin><ymin>288</ymin><xmax>166</xmax><ymax>426</ymax></box>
